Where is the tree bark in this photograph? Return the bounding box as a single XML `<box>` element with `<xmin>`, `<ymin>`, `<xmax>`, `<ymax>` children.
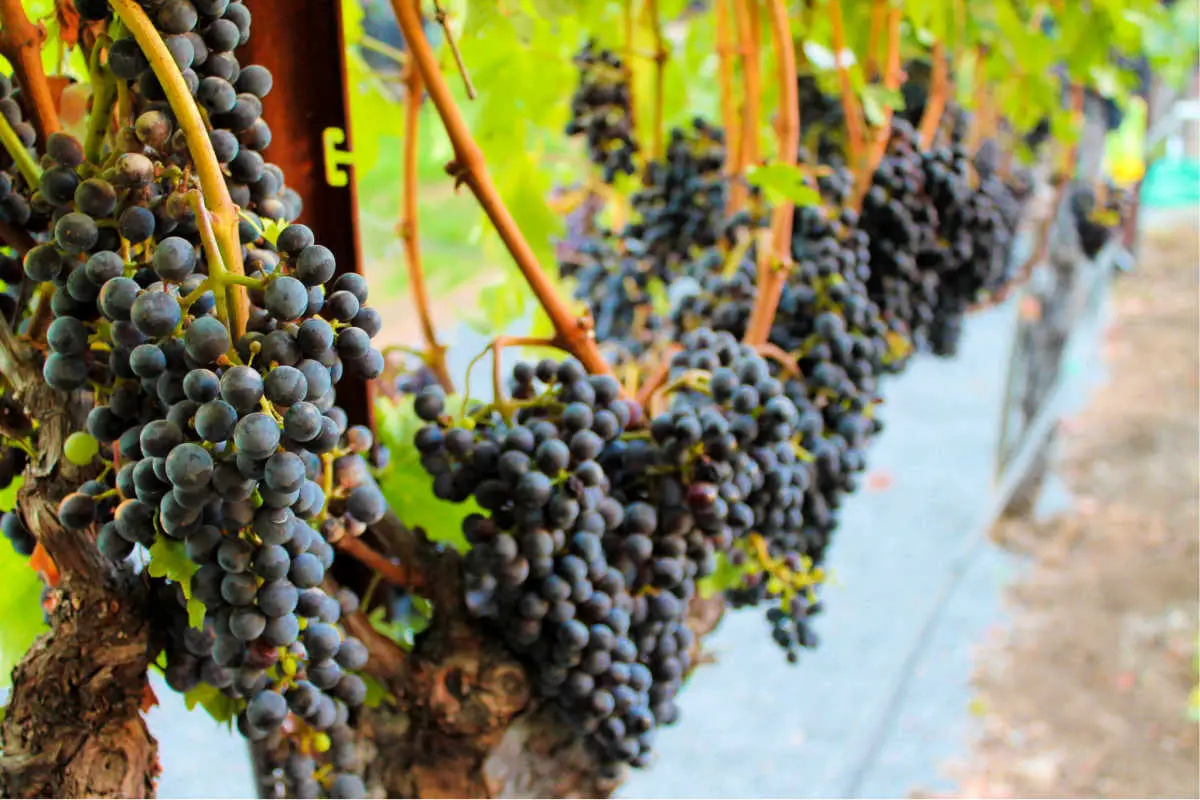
<box><xmin>0</xmin><ymin>323</ymin><xmax>159</xmax><ymax>799</ymax></box>
<box><xmin>353</xmin><ymin>516</ymin><xmax>723</xmax><ymax>799</ymax></box>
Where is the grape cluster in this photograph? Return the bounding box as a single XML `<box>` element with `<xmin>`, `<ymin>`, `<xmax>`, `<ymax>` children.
<box><xmin>0</xmin><ymin>1</ymin><xmax>404</xmax><ymax>795</ymax></box>
<box><xmin>566</xmin><ymin>41</ymin><xmax>638</xmax><ymax>183</ymax></box>
<box><xmin>858</xmin><ymin>118</ymin><xmax>942</xmax><ymax>350</ymax></box>
<box><xmin>0</xmin><ymin>75</ymin><xmax>38</xmax><ymax>231</ymax></box>
<box><xmin>1070</xmin><ymin>180</ymin><xmax>1130</xmax><ymax>260</ymax></box>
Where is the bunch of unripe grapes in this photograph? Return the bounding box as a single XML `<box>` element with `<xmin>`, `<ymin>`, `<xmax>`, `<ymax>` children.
<box><xmin>566</xmin><ymin>41</ymin><xmax>639</xmax><ymax>184</ymax></box>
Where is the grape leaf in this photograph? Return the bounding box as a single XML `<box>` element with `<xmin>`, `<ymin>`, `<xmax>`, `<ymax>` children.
<box><xmin>367</xmin><ymin>594</ymin><xmax>433</xmax><ymax>651</ymax></box>
<box><xmin>361</xmin><ymin>673</ymin><xmax>396</xmax><ymax>708</ymax></box>
<box><xmin>745</xmin><ymin>164</ymin><xmax>821</xmax><ymax>208</ymax></box>
<box><xmin>147</xmin><ymin>539</ymin><xmax>205</xmax><ymax>629</ymax></box>
<box><xmin>374</xmin><ymin>395</ymin><xmax>478</xmax><ymax>552</ymax></box>
<box><xmin>696</xmin><ymin>551</ymin><xmax>754</xmax><ymax>599</ymax></box>
<box><xmin>0</xmin><ymin>484</ymin><xmax>47</xmax><ymax>691</ymax></box>
<box><xmin>182</xmin><ymin>681</ymin><xmax>239</xmax><ymax>728</ymax></box>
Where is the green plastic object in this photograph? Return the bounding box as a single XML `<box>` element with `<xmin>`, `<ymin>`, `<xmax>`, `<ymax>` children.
<box><xmin>1140</xmin><ymin>157</ymin><xmax>1200</xmax><ymax>209</ymax></box>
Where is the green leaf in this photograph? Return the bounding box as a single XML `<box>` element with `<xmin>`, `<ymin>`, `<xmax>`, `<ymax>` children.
<box><xmin>861</xmin><ymin>85</ymin><xmax>905</xmax><ymax>128</ymax></box>
<box><xmin>367</xmin><ymin>594</ymin><xmax>433</xmax><ymax>651</ymax></box>
<box><xmin>182</xmin><ymin>681</ymin><xmax>239</xmax><ymax>728</ymax></box>
<box><xmin>745</xmin><ymin>164</ymin><xmax>821</xmax><ymax>208</ymax></box>
<box><xmin>147</xmin><ymin>539</ymin><xmax>205</xmax><ymax>628</ymax></box>
<box><xmin>0</xmin><ymin>512</ymin><xmax>47</xmax><ymax>691</ymax></box>
<box><xmin>696</xmin><ymin>551</ymin><xmax>755</xmax><ymax>599</ymax></box>
<box><xmin>0</xmin><ymin>474</ymin><xmax>22</xmax><ymax>513</ymax></box>
<box><xmin>361</xmin><ymin>673</ymin><xmax>396</xmax><ymax>708</ymax></box>
<box><xmin>374</xmin><ymin>395</ymin><xmax>481</xmax><ymax>552</ymax></box>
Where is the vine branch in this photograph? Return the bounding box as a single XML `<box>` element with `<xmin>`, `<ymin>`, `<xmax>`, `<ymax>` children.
<box><xmin>917</xmin><ymin>42</ymin><xmax>948</xmax><ymax>150</ymax></box>
<box><xmin>742</xmin><ymin>0</ymin><xmax>798</xmax><ymax>349</ymax></box>
<box><xmin>828</xmin><ymin>0</ymin><xmax>865</xmax><ymax>169</ymax></box>
<box><xmin>335</xmin><ymin>534</ymin><xmax>424</xmax><ymax>592</ymax></box>
<box><xmin>111</xmin><ymin>0</ymin><xmax>249</xmax><ymax>339</ymax></box>
<box><xmin>865</xmin><ymin>0</ymin><xmax>885</xmax><ymax>82</ymax></box>
<box><xmin>388</xmin><ymin>0</ymin><xmax>613</xmax><ymax>379</ymax></box>
<box><xmin>714</xmin><ymin>0</ymin><xmax>739</xmax><ymax>179</ymax></box>
<box><xmin>0</xmin><ymin>0</ymin><xmax>61</xmax><ymax>145</ymax></box>
<box><xmin>729</xmin><ymin>0</ymin><xmax>761</xmax><ymax>214</ymax></box>
<box><xmin>400</xmin><ymin>65</ymin><xmax>453</xmax><ymax>393</ymax></box>
<box><xmin>646</xmin><ymin>0</ymin><xmax>667</xmax><ymax>159</ymax></box>
<box><xmin>853</xmin><ymin>4</ymin><xmax>902</xmax><ymax>210</ymax></box>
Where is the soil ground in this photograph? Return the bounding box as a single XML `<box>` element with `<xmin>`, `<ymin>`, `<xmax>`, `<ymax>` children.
<box><xmin>924</xmin><ymin>218</ymin><xmax>1200</xmax><ymax>799</ymax></box>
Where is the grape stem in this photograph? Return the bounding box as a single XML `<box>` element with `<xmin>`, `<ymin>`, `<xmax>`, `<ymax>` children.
<box><xmin>430</xmin><ymin>0</ymin><xmax>476</xmax><ymax>100</ymax></box>
<box><xmin>917</xmin><ymin>42</ymin><xmax>949</xmax><ymax>150</ymax></box>
<box><xmin>110</xmin><ymin>0</ymin><xmax>249</xmax><ymax>340</ymax></box>
<box><xmin>852</xmin><ymin>5</ymin><xmax>903</xmax><ymax>211</ymax></box>
<box><xmin>387</xmin><ymin>0</ymin><xmax>613</xmax><ymax>379</ymax></box>
<box><xmin>399</xmin><ymin>63</ymin><xmax>453</xmax><ymax>394</ymax></box>
<box><xmin>753</xmin><ymin>342</ymin><xmax>801</xmax><ymax>378</ymax></box>
<box><xmin>828</xmin><ymin>0</ymin><xmax>865</xmax><ymax>170</ymax></box>
<box><xmin>335</xmin><ymin>534</ymin><xmax>425</xmax><ymax>591</ymax></box>
<box><xmin>0</xmin><ymin>111</ymin><xmax>40</xmax><ymax>187</ymax></box>
<box><xmin>646</xmin><ymin>0</ymin><xmax>667</xmax><ymax>160</ymax></box>
<box><xmin>714</xmin><ymin>0</ymin><xmax>740</xmax><ymax>182</ymax></box>
<box><xmin>83</xmin><ymin>35</ymin><xmax>117</xmax><ymax>166</ymax></box>
<box><xmin>633</xmin><ymin>344</ymin><xmax>682</xmax><ymax>409</ymax></box>
<box><xmin>0</xmin><ymin>0</ymin><xmax>61</xmax><ymax>145</ymax></box>
<box><xmin>188</xmin><ymin>192</ymin><xmax>230</xmax><ymax>327</ymax></box>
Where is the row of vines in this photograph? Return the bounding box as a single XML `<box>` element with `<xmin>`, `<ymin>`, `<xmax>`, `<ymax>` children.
<box><xmin>0</xmin><ymin>0</ymin><xmax>1193</xmax><ymax>798</ymax></box>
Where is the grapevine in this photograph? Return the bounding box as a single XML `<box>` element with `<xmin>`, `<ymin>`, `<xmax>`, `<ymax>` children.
<box><xmin>0</xmin><ymin>1</ymin><xmax>1169</xmax><ymax>798</ymax></box>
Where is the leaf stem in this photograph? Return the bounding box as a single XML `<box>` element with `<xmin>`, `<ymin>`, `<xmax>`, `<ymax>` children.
<box><xmin>0</xmin><ymin>112</ymin><xmax>39</xmax><ymax>188</ymax></box>
<box><xmin>111</xmin><ymin>0</ymin><xmax>248</xmax><ymax>339</ymax></box>
<box><xmin>0</xmin><ymin>0</ymin><xmax>61</xmax><ymax>145</ymax></box>
<box><xmin>400</xmin><ymin>64</ymin><xmax>453</xmax><ymax>393</ymax></box>
<box><xmin>387</xmin><ymin>0</ymin><xmax>612</xmax><ymax>379</ymax></box>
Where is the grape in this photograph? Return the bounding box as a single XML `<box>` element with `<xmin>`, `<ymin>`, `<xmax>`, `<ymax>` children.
<box><xmin>230</xmin><ymin>607</ymin><xmax>267</xmax><ymax>641</ymax></box>
<box><xmin>40</xmin><ymin>165</ymin><xmax>80</xmax><ymax>206</ymax></box>
<box><xmin>183</xmin><ymin>369</ymin><xmax>221</xmax><ymax>403</ymax></box>
<box><xmin>48</xmin><ymin>317</ymin><xmax>88</xmax><ymax>356</ymax></box>
<box><xmin>283</xmin><ymin>402</ymin><xmax>322</xmax><ymax>442</ymax></box>
<box><xmin>195</xmin><ymin>400</ymin><xmax>238</xmax><ymax>443</ymax></box>
<box><xmin>57</xmin><ymin>492</ymin><xmax>96</xmax><ymax>530</ymax></box>
<box><xmin>220</xmin><ymin>365</ymin><xmax>264</xmax><ymax>413</ymax></box>
<box><xmin>24</xmin><ymin>244</ymin><xmax>64</xmax><ymax>283</ymax></box>
<box><xmin>43</xmin><ymin>353</ymin><xmax>88</xmax><ymax>391</ymax></box>
<box><xmin>233</xmin><ymin>413</ymin><xmax>279</xmax><ymax>459</ymax></box>
<box><xmin>99</xmin><ymin>277</ymin><xmax>141</xmax><ymax>321</ymax></box>
<box><xmin>294</xmin><ymin>245</ymin><xmax>335</xmax><ymax>286</ymax></box>
<box><xmin>236</xmin><ymin>64</ymin><xmax>273</xmax><ymax>98</ymax></box>
<box><xmin>264</xmin><ymin>276</ymin><xmax>307</xmax><ymax>321</ymax></box>
<box><xmin>289</xmin><ymin>552</ymin><xmax>324</xmax><ymax>589</ymax></box>
<box><xmin>54</xmin><ymin>212</ymin><xmax>99</xmax><ymax>252</ymax></box>
<box><xmin>246</xmin><ymin>689</ymin><xmax>287</xmax><ymax>730</ymax></box>
<box><xmin>117</xmin><ymin>206</ymin><xmax>156</xmax><ymax>244</ymax></box>
<box><xmin>165</xmin><ymin>443</ymin><xmax>214</xmax><ymax>490</ymax></box>
<box><xmin>153</xmin><ymin>237</ymin><xmax>197</xmax><ymax>282</ymax></box>
<box><xmin>63</xmin><ymin>431</ymin><xmax>100</xmax><ymax>466</ymax></box>
<box><xmin>74</xmin><ymin>178</ymin><xmax>118</xmax><ymax>218</ymax></box>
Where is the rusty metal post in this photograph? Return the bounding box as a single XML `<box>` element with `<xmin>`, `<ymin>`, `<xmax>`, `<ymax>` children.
<box><xmin>240</xmin><ymin>0</ymin><xmax>374</xmax><ymax>430</ymax></box>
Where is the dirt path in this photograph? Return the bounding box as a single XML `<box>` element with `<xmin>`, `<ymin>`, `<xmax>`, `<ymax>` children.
<box><xmin>925</xmin><ymin>219</ymin><xmax>1200</xmax><ymax>799</ymax></box>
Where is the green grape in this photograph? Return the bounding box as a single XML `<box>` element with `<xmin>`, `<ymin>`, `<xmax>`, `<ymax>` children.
<box><xmin>64</xmin><ymin>431</ymin><xmax>100</xmax><ymax>465</ymax></box>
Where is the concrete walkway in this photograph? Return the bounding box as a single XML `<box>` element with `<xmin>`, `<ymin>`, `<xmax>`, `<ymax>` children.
<box><xmin>148</xmin><ymin>285</ymin><xmax>1108</xmax><ymax>798</ymax></box>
